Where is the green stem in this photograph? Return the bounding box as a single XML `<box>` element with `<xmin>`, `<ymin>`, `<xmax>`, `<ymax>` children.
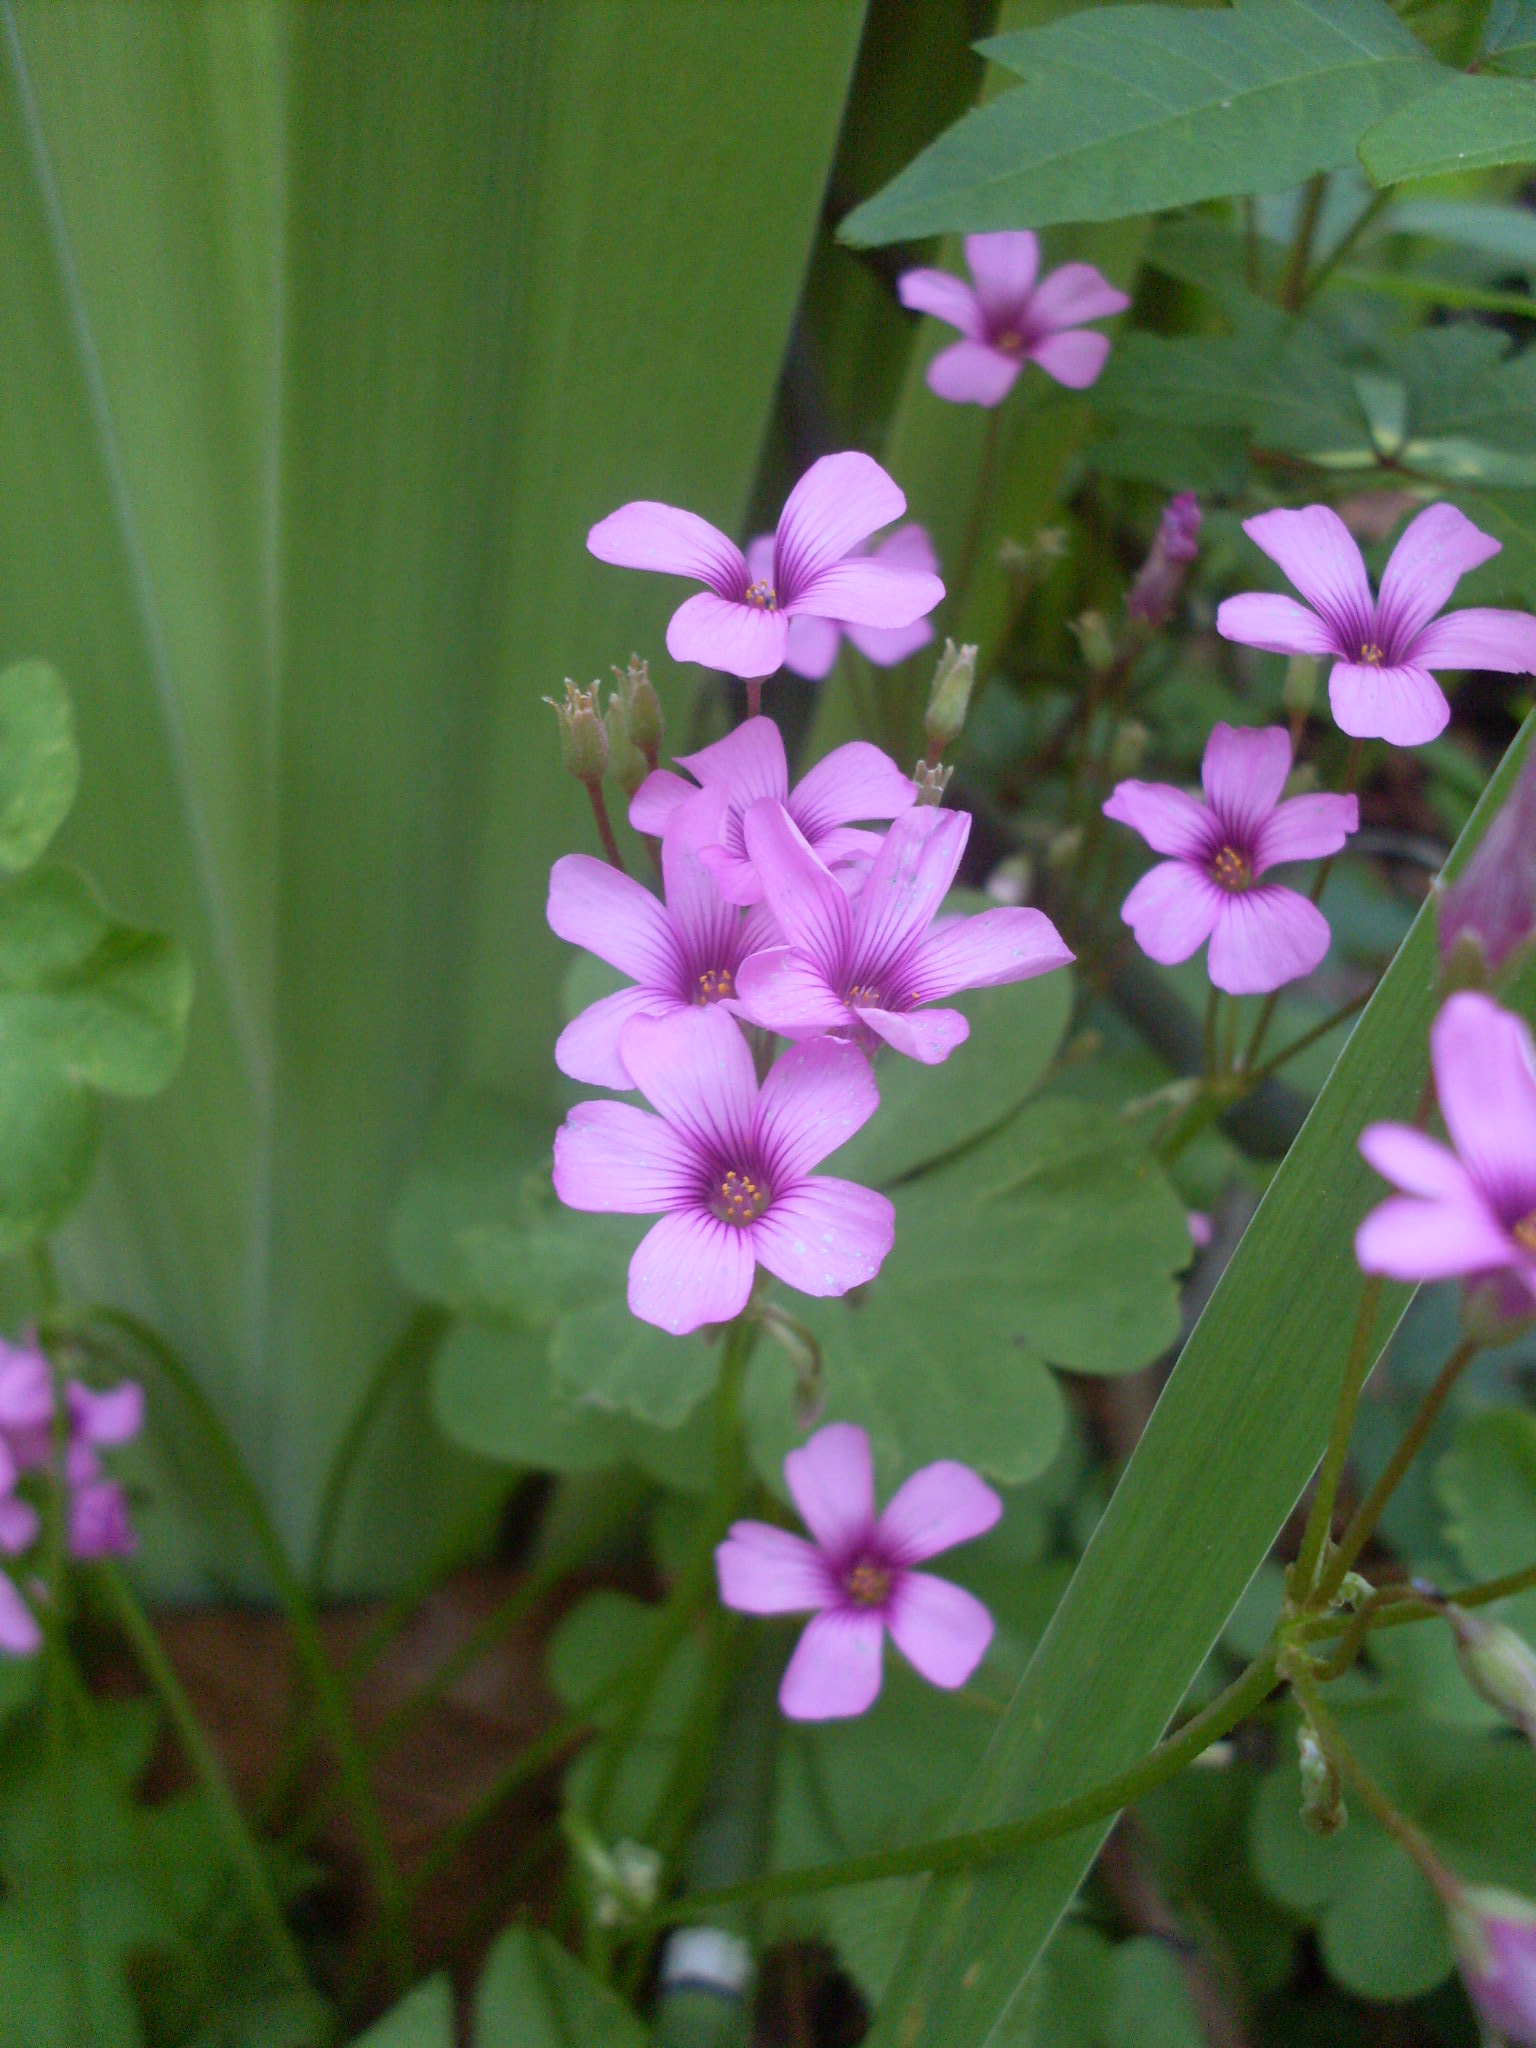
<box><xmin>1291</xmin><ymin>1277</ymin><xmax>1385</xmax><ymax>1602</ymax></box>
<box><xmin>99</xmin><ymin>1558</ymin><xmax>310</xmax><ymax>1990</ymax></box>
<box><xmin>43</xmin><ymin>1386</ymin><xmax>87</xmax><ymax>2048</ymax></box>
<box><xmin>1204</xmin><ymin>983</ymin><xmax>1221</xmax><ymax>1083</ymax></box>
<box><xmin>587</xmin><ymin>778</ymin><xmax>626</xmax><ymax>871</ymax></box>
<box><xmin>949</xmin><ymin>408</ymin><xmax>1003</xmax><ymax>623</ymax></box>
<box><xmin>1331</xmin><ymin>266</ymin><xmax>1536</xmax><ymax>322</ymax></box>
<box><xmin>1299</xmin><ymin>189</ymin><xmax>1391</xmax><ymax>305</ymax></box>
<box><xmin>1311</xmin><ymin>1580</ymin><xmax>1420</xmax><ymax>1681</ymax></box>
<box><xmin>1246</xmin><ymin>986</ymin><xmax>1372</xmax><ymax>1086</ymax></box>
<box><xmin>1239</xmin><ymin>990</ymin><xmax>1282</xmax><ymax>1076</ymax></box>
<box><xmin>1281</xmin><ymin>174</ymin><xmax>1329</xmax><ymax>311</ymax></box>
<box><xmin>652</xmin><ymin>1648</ymin><xmax>1279</xmax><ymax>1923</ymax></box>
<box><xmin>1301</xmin><ymin>1561</ymin><xmax>1536</xmax><ymax>1654</ymax></box>
<box><xmin>1317</xmin><ymin>1335</ymin><xmax>1480</xmax><ymax>1603</ymax></box>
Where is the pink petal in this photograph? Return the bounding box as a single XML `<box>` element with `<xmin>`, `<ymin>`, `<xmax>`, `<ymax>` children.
<box><xmin>1026</xmin><ymin>327</ymin><xmax>1111</xmax><ymax>390</ymax></box>
<box><xmin>873</xmin><ymin>524</ymin><xmax>940</xmax><ymax>576</ymax></box>
<box><xmin>964</xmin><ymin>230</ymin><xmax>1039</xmax><ymax>314</ymax></box>
<box><xmin>699</xmin><ymin>843</ymin><xmax>766</xmax><ymax>909</ymax></box>
<box><xmin>735</xmin><ymin>946</ymin><xmax>850</xmax><ymax>1037</ymax></box>
<box><xmin>746</xmin><ymin>533</ymin><xmax>776</xmax><ymax>585</ymax></box>
<box><xmin>742</xmin><ymin>802</ymin><xmax>854</xmax><ymax>981</ymax></box>
<box><xmin>774</xmin><ymin>453</ymin><xmax>907</xmax><ymax>603</ymax></box>
<box><xmin>1432</xmin><ymin>992</ymin><xmax>1536</xmax><ymax>1218</ymax></box>
<box><xmin>1207</xmin><ymin>888</ymin><xmax>1331</xmax><ymax>996</ymax></box>
<box><xmin>789</xmin><ymin>558</ymin><xmax>945</xmax><ymax>632</ymax></box>
<box><xmin>753</xmin><ymin>1038</ymin><xmax>881</xmax><ymax>1180</ymax></box>
<box><xmin>1359</xmin><ymin>1122</ymin><xmax>1479</xmax><ymax>1203</ymax></box>
<box><xmin>905</xmin><ymin>906</ymin><xmax>1073</xmax><ymax>1004</ymax></box>
<box><xmin>1216</xmin><ymin>592</ymin><xmax>1339</xmax><ymax>658</ymax></box>
<box><xmin>70</xmin><ymin>1480</ymin><xmax>135</xmax><ymax>1559</ymax></box>
<box><xmin>860</xmin><ymin>1004</ymin><xmax>970</xmax><ymax>1063</ymax></box>
<box><xmin>677</xmin><ymin>716</ymin><xmax>788</xmax><ymax>808</ymax></box>
<box><xmin>1328</xmin><ymin>661</ymin><xmax>1449</xmax><ymax>746</ymax></box>
<box><xmin>1355</xmin><ymin>1194</ymin><xmax>1516</xmax><ymax>1283</ymax></box>
<box><xmin>1242</xmin><ymin>506</ymin><xmax>1372</xmax><ymax>640</ymax></box>
<box><xmin>1378</xmin><ymin>503</ymin><xmax>1502</xmax><ymax>650</ymax></box>
<box><xmin>0</xmin><ymin>1496</ymin><xmax>39</xmax><ymax>1556</ymax></box>
<box><xmin>547</xmin><ymin>854</ymin><xmax>679</xmax><ymax>986</ymax></box>
<box><xmin>0</xmin><ymin>1574</ymin><xmax>40</xmax><ymax>1657</ymax></box>
<box><xmin>667</xmin><ymin>592</ymin><xmax>788</xmax><ymax>678</ymax></box>
<box><xmin>66</xmin><ymin>1380</ymin><xmax>143</xmax><ymax>1448</ymax></box>
<box><xmin>1027</xmin><ymin>261</ymin><xmax>1130</xmax><ymax>331</ymax></box>
<box><xmin>855</xmin><ymin>807</ymin><xmax>969</xmax><ymax>968</ymax></box>
<box><xmin>845</xmin><ymin>616</ymin><xmax>936</xmax><ymax>667</ymax></box>
<box><xmin>750</xmin><ymin>1177</ymin><xmax>895</xmax><ymax>1298</ymax></box>
<box><xmin>628</xmin><ymin>1207</ymin><xmax>756</xmax><ymax>1335</ymax></box>
<box><xmin>618</xmin><ymin>1007</ymin><xmax>759</xmax><ymax>1160</ymax></box>
<box><xmin>661</xmin><ymin>786</ymin><xmax>736</xmax><ymax>965</ymax></box>
<box><xmin>779</xmin><ymin>1609</ymin><xmax>885</xmax><ymax>1720</ymax></box>
<box><xmin>886</xmin><ymin>1572</ymin><xmax>994</xmax><ymax>1690</ymax></box>
<box><xmin>587</xmin><ymin>501</ymin><xmax>746</xmax><ymax>595</ymax></box>
<box><xmin>553</xmin><ymin>1100</ymin><xmax>698</xmax><ymax>1213</ymax></box>
<box><xmin>783</xmin><ymin>613</ymin><xmax>844</xmax><ymax>680</ymax></box>
<box><xmin>1201</xmin><ymin>722</ymin><xmax>1292</xmax><ymax>837</ymax></box>
<box><xmin>1411</xmin><ymin>607</ymin><xmax>1536</xmax><ymax>676</ymax></box>
<box><xmin>629</xmin><ymin>769</ymin><xmax>696</xmax><ymax>837</ymax></box>
<box><xmin>877</xmin><ymin>1462</ymin><xmax>1002</xmax><ymax>1566</ymax></box>
<box><xmin>0</xmin><ymin>1347</ymin><xmax>52</xmax><ymax>1430</ymax></box>
<box><xmin>791</xmin><ymin>742</ymin><xmax>917</xmax><ymax>843</ymax></box>
<box><xmin>716</xmin><ymin>1522</ymin><xmax>833</xmax><ymax>1614</ymax></box>
<box><xmin>555</xmin><ymin>984</ymin><xmax>672</xmax><ymax>1091</ymax></box>
<box><xmin>1119</xmin><ymin>861</ymin><xmax>1223</xmax><ymax>965</ymax></box>
<box><xmin>783</xmin><ymin>1421</ymin><xmax>876</xmax><ymax>1558</ymax></box>
<box><xmin>926</xmin><ymin>340</ymin><xmax>1021</xmax><ymax>408</ymax></box>
<box><xmin>897</xmin><ymin>266</ymin><xmax>984</xmax><ymax>339</ymax></box>
<box><xmin>1102</xmin><ymin>780</ymin><xmax>1214</xmax><ymax>861</ymax></box>
<box><xmin>1254</xmin><ymin>792</ymin><xmax>1358</xmax><ymax>874</ymax></box>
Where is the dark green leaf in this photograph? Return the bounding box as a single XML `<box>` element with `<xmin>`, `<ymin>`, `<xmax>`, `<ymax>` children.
<box><xmin>475</xmin><ymin>1925</ymin><xmax>648</xmax><ymax>2047</ymax></box>
<box><xmin>1436</xmin><ymin>1406</ymin><xmax>1536</xmax><ymax>1643</ymax></box>
<box><xmin>353</xmin><ymin>1977</ymin><xmax>453</xmax><ymax>2046</ymax></box>
<box><xmin>0</xmin><ymin>660</ymin><xmax>76</xmax><ymax>872</ymax></box>
<box><xmin>1485</xmin><ymin>0</ymin><xmax>1536</xmax><ymax>74</ymax></box>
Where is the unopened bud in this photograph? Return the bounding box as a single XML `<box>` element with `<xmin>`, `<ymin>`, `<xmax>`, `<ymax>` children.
<box><xmin>1107</xmin><ymin>719</ymin><xmax>1149</xmax><ymax>779</ymax></box>
<box><xmin>1297</xmin><ymin>1722</ymin><xmax>1346</xmax><ymax>1837</ymax></box>
<box><xmin>605</xmin><ymin>692</ymin><xmax>649</xmax><ymax>800</ymax></box>
<box><xmin>923</xmin><ymin>640</ymin><xmax>977</xmax><ymax>756</ymax></box>
<box><xmin>1446</xmin><ymin>1604</ymin><xmax>1536</xmax><ymax>1744</ymax></box>
<box><xmin>1046</xmin><ymin>826</ymin><xmax>1083</xmax><ymax>872</ymax></box>
<box><xmin>565</xmin><ymin>1815</ymin><xmax>662</xmax><ymax>1931</ymax></box>
<box><xmin>1070</xmin><ymin>610</ymin><xmax>1116</xmax><ymax>674</ymax></box>
<box><xmin>1282</xmin><ymin>655</ymin><xmax>1320</xmax><ymax>720</ymax></box>
<box><xmin>614</xmin><ymin>655</ymin><xmax>664</xmax><ymax>767</ymax></box>
<box><xmin>1127</xmin><ymin>493</ymin><xmax>1201</xmax><ymax>629</ymax></box>
<box><xmin>985</xmin><ymin>853</ymin><xmax>1032</xmax><ymax>907</ymax></box>
<box><xmin>545</xmin><ymin>680</ymin><xmax>608</xmax><ymax>785</ymax></box>
<box><xmin>912</xmin><ymin>761</ymin><xmax>952</xmax><ymax>807</ymax></box>
<box><xmin>1446</xmin><ymin>1883</ymin><xmax>1536</xmax><ymax>2047</ymax></box>
<box><xmin>1439</xmin><ymin>745</ymin><xmax>1536</xmax><ymax>976</ymax></box>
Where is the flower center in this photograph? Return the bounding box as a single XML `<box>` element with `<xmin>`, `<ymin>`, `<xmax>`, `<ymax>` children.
<box><xmin>695</xmin><ymin>966</ymin><xmax>735</xmax><ymax>1005</ymax></box>
<box><xmin>713</xmin><ymin>1169</ymin><xmax>770</xmax><ymax>1227</ymax></box>
<box><xmin>992</xmin><ymin>327</ymin><xmax>1026</xmax><ymax>356</ymax></box>
<box><xmin>745</xmin><ymin>579</ymin><xmax>778</xmax><ymax>611</ymax></box>
<box><xmin>1359</xmin><ymin>641</ymin><xmax>1385</xmax><ymax>666</ymax></box>
<box><xmin>1210</xmin><ymin>844</ymin><xmax>1252</xmax><ymax>893</ymax></box>
<box><xmin>1513</xmin><ymin>1210</ymin><xmax>1536</xmax><ymax>1253</ymax></box>
<box><xmin>844</xmin><ymin>1559</ymin><xmax>891</xmax><ymax>1608</ymax></box>
<box><xmin>845</xmin><ymin>982</ymin><xmax>883</xmax><ymax>1008</ymax></box>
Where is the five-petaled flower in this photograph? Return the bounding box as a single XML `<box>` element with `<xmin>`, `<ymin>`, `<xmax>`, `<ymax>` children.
<box><xmin>586</xmin><ymin>452</ymin><xmax>944</xmax><ymax>680</ymax></box>
<box><xmin>1357</xmin><ymin>991</ymin><xmax>1536</xmax><ymax>1306</ymax></box>
<box><xmin>716</xmin><ymin>1421</ymin><xmax>999</xmax><ymax>1719</ymax></box>
<box><xmin>553</xmin><ymin>1007</ymin><xmax>894</xmax><ymax>1335</ymax></box>
<box><xmin>737</xmin><ymin>801</ymin><xmax>1073</xmax><ymax>1063</ymax></box>
<box><xmin>1216</xmin><ymin>502</ymin><xmax>1536</xmax><ymax>748</ymax></box>
<box><xmin>630</xmin><ymin>715</ymin><xmax>917</xmax><ymax>907</ymax></box>
<box><xmin>747</xmin><ymin>524</ymin><xmax>941</xmax><ymax>680</ymax></box>
<box><xmin>898</xmin><ymin>230</ymin><xmax>1129</xmax><ymax>407</ymax></box>
<box><xmin>1103</xmin><ymin>723</ymin><xmax>1357</xmax><ymax>996</ymax></box>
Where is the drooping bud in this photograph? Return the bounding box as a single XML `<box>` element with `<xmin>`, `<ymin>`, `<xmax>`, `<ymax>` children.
<box><xmin>1282</xmin><ymin>654</ymin><xmax>1320</xmax><ymax>721</ymax></box>
<box><xmin>613</xmin><ymin>654</ymin><xmax>664</xmax><ymax>768</ymax></box>
<box><xmin>1127</xmin><ymin>493</ymin><xmax>1201</xmax><ymax>630</ymax></box>
<box><xmin>985</xmin><ymin>853</ymin><xmax>1032</xmax><ymax>907</ymax></box>
<box><xmin>545</xmin><ymin>680</ymin><xmax>608</xmax><ymax>786</ymax></box>
<box><xmin>923</xmin><ymin>640</ymin><xmax>977</xmax><ymax>759</ymax></box>
<box><xmin>1069</xmin><ymin>610</ymin><xmax>1116</xmax><ymax>674</ymax></box>
<box><xmin>912</xmin><ymin>761</ymin><xmax>953</xmax><ymax>807</ymax></box>
<box><xmin>1297</xmin><ymin>1720</ymin><xmax>1346</xmax><ymax>1837</ymax></box>
<box><xmin>604</xmin><ymin>691</ymin><xmax>649</xmax><ymax>801</ymax></box>
<box><xmin>1446</xmin><ymin>1883</ymin><xmax>1536</xmax><ymax>2047</ymax></box>
<box><xmin>758</xmin><ymin>1303</ymin><xmax>824</xmax><ymax>1430</ymax></box>
<box><xmin>1445</xmin><ymin>1603</ymin><xmax>1536</xmax><ymax>1745</ymax></box>
<box><xmin>1439</xmin><ymin>745</ymin><xmax>1536</xmax><ymax>978</ymax></box>
<box><xmin>1107</xmin><ymin>719</ymin><xmax>1149</xmax><ymax>779</ymax></box>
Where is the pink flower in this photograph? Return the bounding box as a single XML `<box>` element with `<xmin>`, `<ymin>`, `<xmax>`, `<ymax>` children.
<box><xmin>1439</xmin><ymin>745</ymin><xmax>1536</xmax><ymax>974</ymax></box>
<box><xmin>586</xmin><ymin>453</ymin><xmax>945</xmax><ymax>680</ymax></box>
<box><xmin>547</xmin><ymin>789</ymin><xmax>777</xmax><ymax>1091</ymax></box>
<box><xmin>1447</xmin><ymin>1884</ymin><xmax>1536</xmax><ymax>2047</ymax></box>
<box><xmin>2</xmin><ymin>1358</ymin><xmax>143</xmax><ymax>1564</ymax></box>
<box><xmin>746</xmin><ymin>525</ymin><xmax>940</xmax><ymax>680</ymax></box>
<box><xmin>1127</xmin><ymin>493</ymin><xmax>1202</xmax><ymax>628</ymax></box>
<box><xmin>552</xmin><ymin>1007</ymin><xmax>894</xmax><ymax>1336</ymax></box>
<box><xmin>1216</xmin><ymin>502</ymin><xmax>1536</xmax><ymax>747</ymax></box>
<box><xmin>1357</xmin><ymin>992</ymin><xmax>1536</xmax><ymax>1303</ymax></box>
<box><xmin>736</xmin><ymin>802</ymin><xmax>1073</xmax><ymax>1064</ymax></box>
<box><xmin>630</xmin><ymin>715</ymin><xmax>917</xmax><ymax>908</ymax></box>
<box><xmin>1103</xmin><ymin>723</ymin><xmax>1358</xmax><ymax>996</ymax></box>
<box><xmin>898</xmin><ymin>230</ymin><xmax>1129</xmax><ymax>407</ymax></box>
<box><xmin>715</xmin><ymin>1421</ymin><xmax>999</xmax><ymax>1719</ymax></box>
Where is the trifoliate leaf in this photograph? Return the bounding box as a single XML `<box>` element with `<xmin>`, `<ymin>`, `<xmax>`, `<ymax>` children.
<box><xmin>0</xmin><ymin>661</ymin><xmax>77</xmax><ymax>873</ymax></box>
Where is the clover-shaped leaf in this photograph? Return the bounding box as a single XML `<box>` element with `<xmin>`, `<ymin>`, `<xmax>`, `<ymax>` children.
<box><xmin>0</xmin><ymin>662</ymin><xmax>77</xmax><ymax>874</ymax></box>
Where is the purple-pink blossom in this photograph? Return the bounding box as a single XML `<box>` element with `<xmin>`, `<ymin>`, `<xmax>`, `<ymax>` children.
<box><xmin>1127</xmin><ymin>493</ymin><xmax>1202</xmax><ymax>629</ymax></box>
<box><xmin>1448</xmin><ymin>1884</ymin><xmax>1536</xmax><ymax>2047</ymax></box>
<box><xmin>898</xmin><ymin>230</ymin><xmax>1129</xmax><ymax>407</ymax></box>
<box><xmin>586</xmin><ymin>453</ymin><xmax>944</xmax><ymax>680</ymax></box>
<box><xmin>1216</xmin><ymin>502</ymin><xmax>1536</xmax><ymax>747</ymax></box>
<box><xmin>747</xmin><ymin>525</ymin><xmax>940</xmax><ymax>680</ymax></box>
<box><xmin>630</xmin><ymin>715</ymin><xmax>917</xmax><ymax>908</ymax></box>
<box><xmin>552</xmin><ymin>1007</ymin><xmax>894</xmax><ymax>1335</ymax></box>
<box><xmin>1439</xmin><ymin>744</ymin><xmax>1536</xmax><ymax>974</ymax></box>
<box><xmin>1357</xmin><ymin>992</ymin><xmax>1536</xmax><ymax>1304</ymax></box>
<box><xmin>1103</xmin><ymin>723</ymin><xmax>1358</xmax><ymax>996</ymax></box>
<box><xmin>736</xmin><ymin>801</ymin><xmax>1073</xmax><ymax>1064</ymax></box>
<box><xmin>716</xmin><ymin>1421</ymin><xmax>999</xmax><ymax>1720</ymax></box>
<box><xmin>547</xmin><ymin>788</ymin><xmax>776</xmax><ymax>1091</ymax></box>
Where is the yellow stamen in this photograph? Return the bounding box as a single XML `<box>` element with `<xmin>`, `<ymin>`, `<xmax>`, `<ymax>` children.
<box><xmin>716</xmin><ymin>1170</ymin><xmax>769</xmax><ymax>1226</ymax></box>
<box><xmin>1513</xmin><ymin>1211</ymin><xmax>1536</xmax><ymax>1253</ymax></box>
<box><xmin>745</xmin><ymin>580</ymin><xmax>778</xmax><ymax>611</ymax></box>
<box><xmin>1360</xmin><ymin>642</ymin><xmax>1385</xmax><ymax>666</ymax></box>
<box><xmin>695</xmin><ymin>966</ymin><xmax>735</xmax><ymax>1005</ymax></box>
<box><xmin>845</xmin><ymin>1560</ymin><xmax>891</xmax><ymax>1608</ymax></box>
<box><xmin>1211</xmin><ymin>844</ymin><xmax>1252</xmax><ymax>893</ymax></box>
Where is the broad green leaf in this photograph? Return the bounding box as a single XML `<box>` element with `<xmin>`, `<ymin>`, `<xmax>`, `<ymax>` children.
<box><xmin>1361</xmin><ymin>73</ymin><xmax>1536</xmax><ymax>184</ymax></box>
<box><xmin>864</xmin><ymin>715</ymin><xmax>1536</xmax><ymax>2047</ymax></box>
<box><xmin>353</xmin><ymin>1978</ymin><xmax>452</xmax><ymax>2047</ymax></box>
<box><xmin>389</xmin><ymin>1088</ymin><xmax>556</xmax><ymax>1313</ymax></box>
<box><xmin>1485</xmin><ymin>0</ymin><xmax>1536</xmax><ymax>73</ymax></box>
<box><xmin>1436</xmin><ymin>1406</ymin><xmax>1536</xmax><ymax>1643</ymax></box>
<box><xmin>840</xmin><ymin>0</ymin><xmax>1439</xmax><ymax>245</ymax></box>
<box><xmin>0</xmin><ymin>660</ymin><xmax>76</xmax><ymax>871</ymax></box>
<box><xmin>475</xmin><ymin>1925</ymin><xmax>648</xmax><ymax>2048</ymax></box>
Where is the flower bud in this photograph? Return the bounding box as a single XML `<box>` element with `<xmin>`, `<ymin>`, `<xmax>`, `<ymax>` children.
<box><xmin>545</xmin><ymin>680</ymin><xmax>608</xmax><ymax>786</ymax></box>
<box><xmin>604</xmin><ymin>691</ymin><xmax>649</xmax><ymax>800</ymax></box>
<box><xmin>1446</xmin><ymin>1883</ymin><xmax>1536</xmax><ymax>2046</ymax></box>
<box><xmin>1445</xmin><ymin>1603</ymin><xmax>1536</xmax><ymax>1744</ymax></box>
<box><xmin>986</xmin><ymin>853</ymin><xmax>1032</xmax><ymax>907</ymax></box>
<box><xmin>1127</xmin><ymin>493</ymin><xmax>1201</xmax><ymax>629</ymax></box>
<box><xmin>912</xmin><ymin>761</ymin><xmax>952</xmax><ymax>807</ymax></box>
<box><xmin>998</xmin><ymin>525</ymin><xmax>1069</xmax><ymax>588</ymax></box>
<box><xmin>1439</xmin><ymin>746</ymin><xmax>1536</xmax><ymax>977</ymax></box>
<box><xmin>1282</xmin><ymin>654</ymin><xmax>1319</xmax><ymax>721</ymax></box>
<box><xmin>614</xmin><ymin>654</ymin><xmax>664</xmax><ymax>767</ymax></box>
<box><xmin>923</xmin><ymin>639</ymin><xmax>978</xmax><ymax>757</ymax></box>
<box><xmin>1107</xmin><ymin>719</ymin><xmax>1149</xmax><ymax>779</ymax></box>
<box><xmin>1069</xmin><ymin>610</ymin><xmax>1116</xmax><ymax>674</ymax></box>
<box><xmin>1046</xmin><ymin>826</ymin><xmax>1083</xmax><ymax>872</ymax></box>
<box><xmin>1297</xmin><ymin>1721</ymin><xmax>1346</xmax><ymax>1837</ymax></box>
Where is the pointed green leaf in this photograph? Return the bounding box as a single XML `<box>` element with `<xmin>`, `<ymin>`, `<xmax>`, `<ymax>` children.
<box><xmin>1361</xmin><ymin>73</ymin><xmax>1536</xmax><ymax>184</ymax></box>
<box><xmin>475</xmin><ymin>1925</ymin><xmax>648</xmax><ymax>2048</ymax></box>
<box><xmin>0</xmin><ymin>660</ymin><xmax>76</xmax><ymax>871</ymax></box>
<box><xmin>354</xmin><ymin>1977</ymin><xmax>453</xmax><ymax>2047</ymax></box>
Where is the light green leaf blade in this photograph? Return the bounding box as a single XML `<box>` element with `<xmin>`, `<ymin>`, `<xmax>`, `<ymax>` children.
<box><xmin>475</xmin><ymin>1924</ymin><xmax>649</xmax><ymax>2047</ymax></box>
<box><xmin>1361</xmin><ymin>73</ymin><xmax>1536</xmax><ymax>184</ymax></box>
<box><xmin>0</xmin><ymin>659</ymin><xmax>77</xmax><ymax>871</ymax></box>
<box><xmin>352</xmin><ymin>1977</ymin><xmax>453</xmax><ymax>2048</ymax></box>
